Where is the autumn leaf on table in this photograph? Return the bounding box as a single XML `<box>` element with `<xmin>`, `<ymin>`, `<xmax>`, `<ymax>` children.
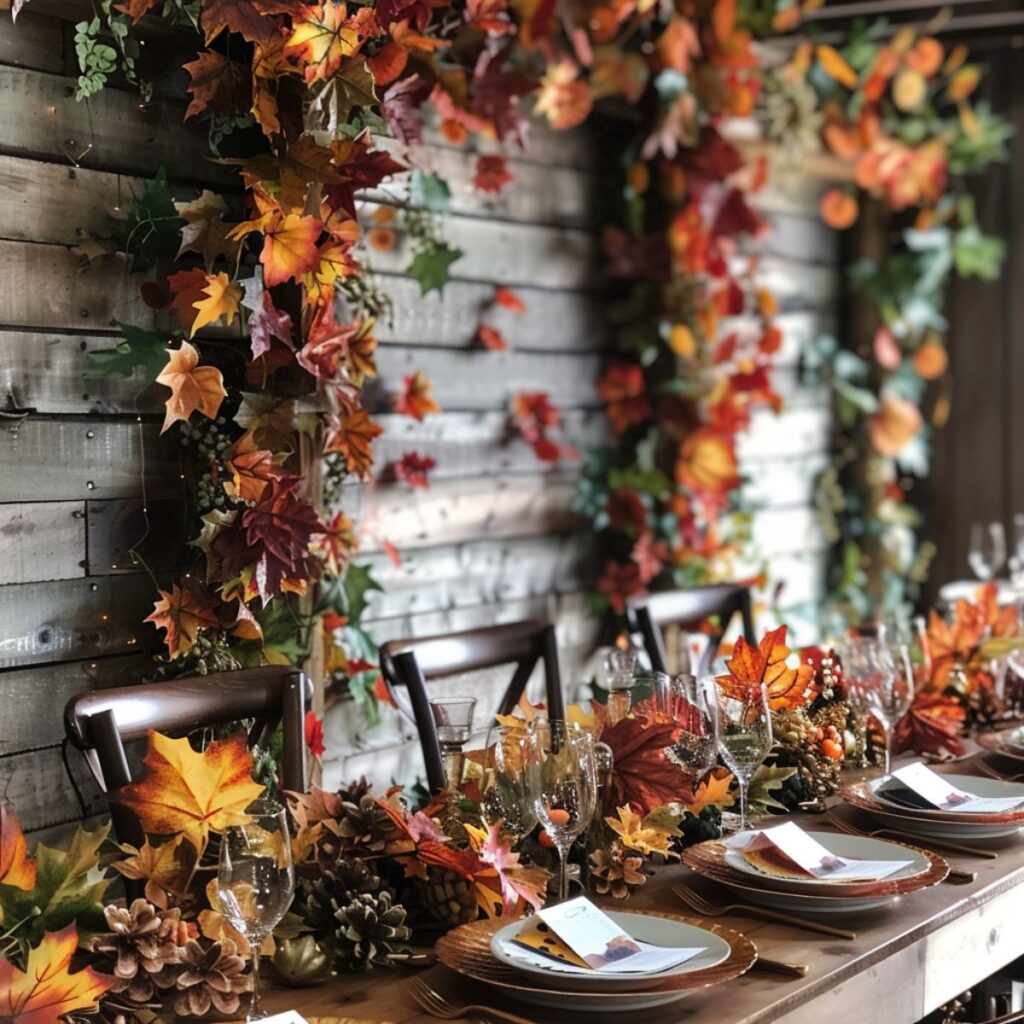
<box><xmin>464</xmin><ymin>822</ymin><xmax>549</xmax><ymax>913</ymax></box>
<box><xmin>112</xmin><ymin>731</ymin><xmax>265</xmax><ymax>851</ymax></box>
<box><xmin>395</xmin><ymin>371</ymin><xmax>440</xmax><ymax>420</ymax></box>
<box><xmin>594</xmin><ymin>706</ymin><xmax>688</xmax><ymax>815</ymax></box>
<box><xmin>285</xmin><ymin>1</ymin><xmax>363</xmax><ymax>84</ymax></box>
<box><xmin>324</xmin><ymin>409</ymin><xmax>383</xmax><ymax>481</ymax></box>
<box><xmin>156</xmin><ymin>341</ymin><xmax>227</xmax><ymax>433</ymax></box>
<box><xmin>144</xmin><ymin>584</ymin><xmax>220</xmax><ymax>658</ymax></box>
<box><xmin>715</xmin><ymin>625</ymin><xmax>817</xmax><ymax>711</ymax></box>
<box><xmin>260</xmin><ymin>213</ymin><xmax>323</xmax><ymax>288</ymax></box>
<box><xmin>925</xmin><ymin>604</ymin><xmax>986</xmax><ymax>688</ymax></box>
<box><xmin>311</xmin><ymin>510</ymin><xmax>359</xmax><ymax>575</ymax></box>
<box><xmin>477</xmin><ymin>324</ymin><xmax>508</xmax><ymax>351</ymax></box>
<box><xmin>0</xmin><ymin>805</ymin><xmax>36</xmax><ymax>891</ymax></box>
<box><xmin>394</xmin><ymin>451</ymin><xmax>436</xmax><ymax>489</ymax></box>
<box><xmin>248</xmin><ymin>291</ymin><xmax>295</xmax><ymax>362</ymax></box>
<box><xmin>0</xmin><ymin>924</ymin><xmax>115</xmax><ymax>1024</ymax></box>
<box><xmin>493</xmin><ymin>286</ymin><xmax>525</xmax><ymax>313</ymax></box>
<box><xmin>183</xmin><ymin>50</ymin><xmax>250</xmax><ymax>120</ymax></box>
<box><xmin>605</xmin><ymin>804</ymin><xmax>675</xmax><ymax>857</ymax></box>
<box><xmin>191</xmin><ymin>272</ymin><xmax>242</xmax><ymax>336</ymax></box>
<box><xmin>893</xmin><ymin>693</ymin><xmax>966</xmax><ymax>758</ymax></box>
<box><xmin>473</xmin><ymin>154</ymin><xmax>513</xmax><ymax>193</ymax></box>
<box><xmin>685</xmin><ymin>768</ymin><xmax>735</xmax><ymax>815</ymax></box>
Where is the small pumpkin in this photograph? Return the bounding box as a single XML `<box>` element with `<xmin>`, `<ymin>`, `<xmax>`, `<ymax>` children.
<box><xmin>272</xmin><ymin>935</ymin><xmax>332</xmax><ymax>987</ymax></box>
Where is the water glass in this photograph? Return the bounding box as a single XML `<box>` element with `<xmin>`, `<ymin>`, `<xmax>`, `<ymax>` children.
<box><xmin>666</xmin><ymin>675</ymin><xmax>719</xmax><ymax>787</ymax></box>
<box><xmin>969</xmin><ymin>521</ymin><xmax>1007</xmax><ymax>581</ymax></box>
<box><xmin>479</xmin><ymin>725</ymin><xmax>541</xmax><ymax>843</ymax></box>
<box><xmin>429</xmin><ymin>696</ymin><xmax>476</xmax><ymax>828</ymax></box>
<box><xmin>217</xmin><ymin>800</ymin><xmax>295</xmax><ymax>1020</ymax></box>
<box><xmin>533</xmin><ymin>720</ymin><xmax>598</xmax><ymax>902</ymax></box>
<box><xmin>714</xmin><ymin>680</ymin><xmax>772</xmax><ymax>832</ymax></box>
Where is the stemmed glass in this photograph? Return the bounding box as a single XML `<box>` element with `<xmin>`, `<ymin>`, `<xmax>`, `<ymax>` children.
<box><xmin>840</xmin><ymin>638</ymin><xmax>914</xmax><ymax>774</ymax></box>
<box><xmin>662</xmin><ymin>675</ymin><xmax>719</xmax><ymax>788</ymax></box>
<box><xmin>216</xmin><ymin>800</ymin><xmax>295</xmax><ymax>1021</ymax></box>
<box><xmin>429</xmin><ymin>696</ymin><xmax>477</xmax><ymax>830</ymax></box>
<box><xmin>533</xmin><ymin>720</ymin><xmax>598</xmax><ymax>903</ymax></box>
<box><xmin>969</xmin><ymin>521</ymin><xmax>1007</xmax><ymax>581</ymax></box>
<box><xmin>713</xmin><ymin>679</ymin><xmax>772</xmax><ymax>833</ymax></box>
<box><xmin>479</xmin><ymin>724</ymin><xmax>541</xmax><ymax>844</ymax></box>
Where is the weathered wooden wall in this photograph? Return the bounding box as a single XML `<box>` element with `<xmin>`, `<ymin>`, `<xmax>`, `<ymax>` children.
<box><xmin>0</xmin><ymin>4</ymin><xmax>837</xmax><ymax>824</ymax></box>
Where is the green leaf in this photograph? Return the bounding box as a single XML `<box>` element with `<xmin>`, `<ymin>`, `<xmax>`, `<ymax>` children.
<box><xmin>407</xmin><ymin>242</ymin><xmax>462</xmax><ymax>295</ymax></box>
<box><xmin>84</xmin><ymin>322</ymin><xmax>170</xmax><ymax>380</ymax></box>
<box><xmin>347</xmin><ymin>668</ymin><xmax>381</xmax><ymax>728</ymax></box>
<box><xmin>257</xmin><ymin>601</ymin><xmax>309</xmax><ymax>666</ymax></box>
<box><xmin>410</xmin><ymin>171</ymin><xmax>452</xmax><ymax>213</ymax></box>
<box><xmin>316</xmin><ymin>563</ymin><xmax>382</xmax><ymax>623</ymax></box>
<box><xmin>746</xmin><ymin>764</ymin><xmax>798</xmax><ymax>814</ymax></box>
<box><xmin>107</xmin><ymin>167</ymin><xmax>185</xmax><ymax>271</ymax></box>
<box><xmin>953</xmin><ymin>225</ymin><xmax>1006</xmax><ymax>281</ymax></box>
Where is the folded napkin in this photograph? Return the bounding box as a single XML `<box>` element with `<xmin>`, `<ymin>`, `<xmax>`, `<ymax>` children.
<box><xmin>882</xmin><ymin>762</ymin><xmax>1024</xmax><ymax>814</ymax></box>
<box><xmin>726</xmin><ymin>821</ymin><xmax>912</xmax><ymax>881</ymax></box>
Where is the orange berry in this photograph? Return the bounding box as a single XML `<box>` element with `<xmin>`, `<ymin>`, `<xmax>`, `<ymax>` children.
<box><xmin>821</xmin><ymin>738</ymin><xmax>844</xmax><ymax>760</ymax></box>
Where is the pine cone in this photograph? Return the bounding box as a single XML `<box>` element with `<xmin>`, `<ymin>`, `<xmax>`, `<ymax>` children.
<box><xmin>963</xmin><ymin>685</ymin><xmax>1007</xmax><ymax>730</ymax></box>
<box><xmin>92</xmin><ymin>900</ymin><xmax>184</xmax><ymax>1004</ymax></box>
<box><xmin>416</xmin><ymin>866</ymin><xmax>478</xmax><ymax>927</ymax></box>
<box><xmin>337</xmin><ymin>794</ymin><xmax>399</xmax><ymax>854</ymax></box>
<box><xmin>332</xmin><ymin>891</ymin><xmax>412</xmax><ymax>971</ymax></box>
<box><xmin>589</xmin><ymin>840</ymin><xmax>647</xmax><ymax>899</ymax></box>
<box><xmin>299</xmin><ymin>855</ymin><xmax>393</xmax><ymax>940</ymax></box>
<box><xmin>173</xmin><ymin>938</ymin><xmax>251</xmax><ymax>1018</ymax></box>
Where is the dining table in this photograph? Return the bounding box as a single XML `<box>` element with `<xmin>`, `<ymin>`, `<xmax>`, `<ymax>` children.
<box><xmin>259</xmin><ymin>755</ymin><xmax>1024</xmax><ymax>1024</ymax></box>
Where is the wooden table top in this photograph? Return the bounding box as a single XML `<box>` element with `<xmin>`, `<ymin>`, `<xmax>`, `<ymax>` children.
<box><xmin>262</xmin><ymin>773</ymin><xmax>1024</xmax><ymax>1024</ymax></box>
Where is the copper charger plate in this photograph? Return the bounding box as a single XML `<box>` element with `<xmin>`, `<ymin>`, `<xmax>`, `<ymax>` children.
<box><xmin>435</xmin><ymin>910</ymin><xmax>756</xmax><ymax>1004</ymax></box>
<box><xmin>681</xmin><ymin>839</ymin><xmax>949</xmax><ymax>901</ymax></box>
<box><xmin>842</xmin><ymin>779</ymin><xmax>1024</xmax><ymax>826</ymax></box>
<box><xmin>684</xmin><ymin>835</ymin><xmax>937</xmax><ymax>901</ymax></box>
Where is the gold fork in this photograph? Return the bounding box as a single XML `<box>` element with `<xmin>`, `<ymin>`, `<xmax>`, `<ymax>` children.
<box><xmin>405</xmin><ymin>975</ymin><xmax>539</xmax><ymax>1023</ymax></box>
<box><xmin>671</xmin><ymin>882</ymin><xmax>856</xmax><ymax>940</ymax></box>
<box><xmin>822</xmin><ymin>814</ymin><xmax>978</xmax><ymax>882</ymax></box>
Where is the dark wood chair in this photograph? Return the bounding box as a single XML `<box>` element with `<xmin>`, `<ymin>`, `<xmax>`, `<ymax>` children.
<box><xmin>627</xmin><ymin>585</ymin><xmax>756</xmax><ymax>676</ymax></box>
<box><xmin>379</xmin><ymin>620</ymin><xmax>565</xmax><ymax>793</ymax></box>
<box><xmin>64</xmin><ymin>666</ymin><xmax>312</xmax><ymax>848</ymax></box>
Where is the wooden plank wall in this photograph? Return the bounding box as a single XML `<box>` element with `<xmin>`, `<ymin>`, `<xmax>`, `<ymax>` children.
<box><xmin>0</xmin><ymin>5</ymin><xmax>838</xmax><ymax>819</ymax></box>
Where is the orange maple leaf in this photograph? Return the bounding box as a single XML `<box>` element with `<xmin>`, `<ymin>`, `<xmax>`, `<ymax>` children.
<box><xmin>477</xmin><ymin>324</ymin><xmax>508</xmax><ymax>351</ymax></box>
<box><xmin>112</xmin><ymin>731</ymin><xmax>266</xmax><ymax>851</ymax></box>
<box><xmin>261</xmin><ymin>213</ymin><xmax>323</xmax><ymax>288</ymax></box>
<box><xmin>816</xmin><ymin>44</ymin><xmax>858</xmax><ymax>88</ymax></box>
<box><xmin>190</xmin><ymin>271</ymin><xmax>242</xmax><ymax>336</ymax></box>
<box><xmin>0</xmin><ymin>805</ymin><xmax>36</xmax><ymax>891</ymax></box>
<box><xmin>0</xmin><ymin>925</ymin><xmax>115</xmax><ymax>1024</ymax></box>
<box><xmin>144</xmin><ymin>584</ymin><xmax>220</xmax><ymax>659</ymax></box>
<box><xmin>535</xmin><ymin>59</ymin><xmax>593</xmax><ymax>130</ymax></box>
<box><xmin>156</xmin><ymin>341</ymin><xmax>227</xmax><ymax>433</ymax></box>
<box><xmin>324</xmin><ymin>409</ymin><xmax>383</xmax><ymax>480</ymax></box>
<box><xmin>716</xmin><ymin>625</ymin><xmax>817</xmax><ymax>710</ymax></box>
<box><xmin>925</xmin><ymin>601</ymin><xmax>987</xmax><ymax>689</ymax></box>
<box><xmin>395</xmin><ymin>371</ymin><xmax>440</xmax><ymax>420</ymax></box>
<box><xmin>285</xmin><ymin>1</ymin><xmax>363</xmax><ymax>84</ymax></box>
<box><xmin>685</xmin><ymin>767</ymin><xmax>735</xmax><ymax>814</ymax></box>
<box><xmin>224</xmin><ymin>433</ymin><xmax>291</xmax><ymax>504</ymax></box>
<box><xmin>167</xmin><ymin>266</ymin><xmax>210</xmax><ymax>334</ymax></box>
<box><xmin>493</xmin><ymin>287</ymin><xmax>525</xmax><ymax>313</ymax></box>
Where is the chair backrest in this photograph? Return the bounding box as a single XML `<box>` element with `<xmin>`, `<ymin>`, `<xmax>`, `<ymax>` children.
<box><xmin>64</xmin><ymin>666</ymin><xmax>312</xmax><ymax>848</ymax></box>
<box><xmin>627</xmin><ymin>584</ymin><xmax>755</xmax><ymax>676</ymax></box>
<box><xmin>379</xmin><ymin>620</ymin><xmax>565</xmax><ymax>792</ymax></box>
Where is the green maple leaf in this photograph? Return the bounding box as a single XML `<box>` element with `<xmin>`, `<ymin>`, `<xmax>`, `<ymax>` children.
<box><xmin>746</xmin><ymin>764</ymin><xmax>798</xmax><ymax>814</ymax></box>
<box><xmin>316</xmin><ymin>563</ymin><xmax>382</xmax><ymax>623</ymax></box>
<box><xmin>83</xmin><ymin>322</ymin><xmax>170</xmax><ymax>380</ymax></box>
<box><xmin>407</xmin><ymin>242</ymin><xmax>462</xmax><ymax>295</ymax></box>
<box><xmin>107</xmin><ymin>167</ymin><xmax>185</xmax><ymax>271</ymax></box>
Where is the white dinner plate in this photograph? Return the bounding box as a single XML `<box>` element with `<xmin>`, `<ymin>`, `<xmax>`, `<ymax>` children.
<box><xmin>869</xmin><ymin>773</ymin><xmax>1024</xmax><ymax>819</ymax></box>
<box><xmin>490</xmin><ymin>912</ymin><xmax>731</xmax><ymax>993</ymax></box>
<box><xmin>723</xmin><ymin>831</ymin><xmax>929</xmax><ymax>893</ymax></box>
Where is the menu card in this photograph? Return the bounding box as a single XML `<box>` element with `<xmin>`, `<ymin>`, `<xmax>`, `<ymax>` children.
<box><xmin>726</xmin><ymin>821</ymin><xmax>912</xmax><ymax>881</ymax></box>
<box><xmin>261</xmin><ymin>1013</ymin><xmax>308</xmax><ymax>1024</ymax></box>
<box><xmin>513</xmin><ymin>896</ymin><xmax>705</xmax><ymax>974</ymax></box>
<box><xmin>884</xmin><ymin>762</ymin><xmax>1024</xmax><ymax>814</ymax></box>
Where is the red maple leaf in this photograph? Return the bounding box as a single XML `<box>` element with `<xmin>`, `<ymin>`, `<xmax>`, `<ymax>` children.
<box><xmin>305</xmin><ymin>711</ymin><xmax>326</xmax><ymax>757</ymax></box>
<box><xmin>473</xmin><ymin>154</ymin><xmax>513</xmax><ymax>193</ymax></box>
<box><xmin>394</xmin><ymin>451</ymin><xmax>436</xmax><ymax>489</ymax></box>
<box><xmin>510</xmin><ymin>391</ymin><xmax>559</xmax><ymax>443</ymax></box>
<box><xmin>477</xmin><ymin>324</ymin><xmax>508</xmax><ymax>350</ymax></box>
<box><xmin>493</xmin><ymin>286</ymin><xmax>524</xmax><ymax>313</ymax></box>
<box><xmin>596</xmin><ymin>560</ymin><xmax>645</xmax><ymax>615</ymax></box>
<box><xmin>893</xmin><ymin>694</ymin><xmax>967</xmax><ymax>758</ymax></box>
<box><xmin>297</xmin><ymin>303</ymin><xmax>359</xmax><ymax>381</ymax></box>
<box><xmin>596</xmin><ymin>363</ymin><xmax>651</xmax><ymax>434</ymax></box>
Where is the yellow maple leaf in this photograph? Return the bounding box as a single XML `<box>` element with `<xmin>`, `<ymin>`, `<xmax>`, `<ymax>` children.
<box><xmin>0</xmin><ymin>925</ymin><xmax>115</xmax><ymax>1024</ymax></box>
<box><xmin>156</xmin><ymin>341</ymin><xmax>228</xmax><ymax>434</ymax></box>
<box><xmin>0</xmin><ymin>805</ymin><xmax>36</xmax><ymax>892</ymax></box>
<box><xmin>190</xmin><ymin>271</ymin><xmax>242</xmax><ymax>336</ymax></box>
<box><xmin>605</xmin><ymin>805</ymin><xmax>675</xmax><ymax>857</ymax></box>
<box><xmin>687</xmin><ymin>767</ymin><xmax>735</xmax><ymax>814</ymax></box>
<box><xmin>261</xmin><ymin>213</ymin><xmax>323</xmax><ymax>288</ymax></box>
<box><xmin>112</xmin><ymin>731</ymin><xmax>266</xmax><ymax>852</ymax></box>
<box><xmin>285</xmin><ymin>1</ymin><xmax>362</xmax><ymax>84</ymax></box>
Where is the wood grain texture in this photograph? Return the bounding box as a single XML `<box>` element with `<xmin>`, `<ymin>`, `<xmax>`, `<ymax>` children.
<box><xmin>0</xmin><ymin>11</ymin><xmax>64</xmax><ymax>74</ymax></box>
<box><xmin>0</xmin><ymin>501</ymin><xmax>86</xmax><ymax>584</ymax></box>
<box><xmin>0</xmin><ymin>744</ymin><xmax>105</xmax><ymax>832</ymax></box>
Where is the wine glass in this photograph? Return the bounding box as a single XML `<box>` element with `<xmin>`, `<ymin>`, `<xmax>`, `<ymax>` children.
<box><xmin>665</xmin><ymin>675</ymin><xmax>719</xmax><ymax>788</ymax></box>
<box><xmin>429</xmin><ymin>696</ymin><xmax>476</xmax><ymax>830</ymax></box>
<box><xmin>840</xmin><ymin>638</ymin><xmax>914</xmax><ymax>774</ymax></box>
<box><xmin>533</xmin><ymin>720</ymin><xmax>598</xmax><ymax>903</ymax></box>
<box><xmin>714</xmin><ymin>679</ymin><xmax>772</xmax><ymax>833</ymax></box>
<box><xmin>217</xmin><ymin>800</ymin><xmax>295</xmax><ymax>1021</ymax></box>
<box><xmin>479</xmin><ymin>725</ymin><xmax>541</xmax><ymax>844</ymax></box>
<box><xmin>969</xmin><ymin>521</ymin><xmax>1007</xmax><ymax>581</ymax></box>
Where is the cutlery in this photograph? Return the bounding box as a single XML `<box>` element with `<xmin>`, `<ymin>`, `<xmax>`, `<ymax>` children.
<box><xmin>974</xmin><ymin>760</ymin><xmax>1024</xmax><ymax>784</ymax></box>
<box><xmin>405</xmin><ymin>975</ymin><xmax>538</xmax><ymax>1023</ymax></box>
<box><xmin>823</xmin><ymin>814</ymin><xmax>979</xmax><ymax>882</ymax></box>
<box><xmin>671</xmin><ymin>883</ymin><xmax>856</xmax><ymax>940</ymax></box>
<box><xmin>822</xmin><ymin>811</ymin><xmax>997</xmax><ymax>859</ymax></box>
